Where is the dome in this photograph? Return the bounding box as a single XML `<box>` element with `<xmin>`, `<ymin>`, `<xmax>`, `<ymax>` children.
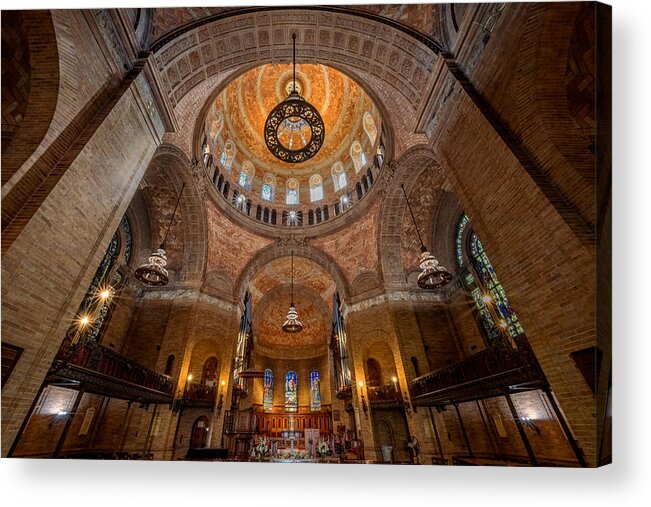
<box><xmin>200</xmin><ymin>63</ymin><xmax>385</xmax><ymax>229</ymax></box>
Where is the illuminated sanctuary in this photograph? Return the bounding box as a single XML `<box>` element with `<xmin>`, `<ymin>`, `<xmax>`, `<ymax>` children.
<box><xmin>1</xmin><ymin>4</ymin><xmax>610</xmax><ymax>466</ymax></box>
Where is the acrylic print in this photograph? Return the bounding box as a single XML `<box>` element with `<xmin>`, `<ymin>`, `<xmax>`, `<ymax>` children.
<box><xmin>1</xmin><ymin>3</ymin><xmax>611</xmax><ymax>466</ymax></box>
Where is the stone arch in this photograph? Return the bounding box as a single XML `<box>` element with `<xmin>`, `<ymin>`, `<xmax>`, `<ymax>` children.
<box><xmin>350</xmin><ymin>270</ymin><xmax>382</xmax><ymax>300</ymax></box>
<box><xmin>188</xmin><ymin>337</ymin><xmax>221</xmax><ymax>382</ymax></box>
<box><xmin>1</xmin><ymin>10</ymin><xmax>60</xmax><ymax>185</ymax></box>
<box><xmin>363</xmin><ymin>338</ymin><xmax>398</xmax><ymax>387</ymax></box>
<box><xmin>202</xmin><ymin>269</ymin><xmax>235</xmax><ymax>302</ymax></box>
<box><xmin>235</xmin><ymin>242</ymin><xmax>350</xmax><ymax>302</ymax></box>
<box><xmin>138</xmin><ymin>144</ymin><xmax>208</xmax><ymax>285</ymax></box>
<box><xmin>152</xmin><ymin>9</ymin><xmax>439</xmax><ymax>115</ymax></box>
<box><xmin>378</xmin><ymin>144</ymin><xmax>445</xmax><ymax>289</ymax></box>
<box><xmin>160</xmin><ymin>8</ymin><xmax>442</xmax><ymax>162</ymax></box>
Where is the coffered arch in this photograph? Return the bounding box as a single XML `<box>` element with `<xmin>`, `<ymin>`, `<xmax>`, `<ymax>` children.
<box><xmin>378</xmin><ymin>144</ymin><xmax>446</xmax><ymax>289</ymax></box>
<box><xmin>236</xmin><ymin>242</ymin><xmax>350</xmax><ymax>304</ymax></box>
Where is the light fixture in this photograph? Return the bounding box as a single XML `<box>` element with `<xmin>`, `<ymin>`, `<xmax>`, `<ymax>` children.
<box><xmin>134</xmin><ymin>183</ymin><xmax>186</xmax><ymax>286</ymax></box>
<box><xmin>400</xmin><ymin>184</ymin><xmax>453</xmax><ymax>290</ymax></box>
<box><xmin>264</xmin><ymin>33</ymin><xmax>324</xmax><ymax>163</ymax></box>
<box><xmin>282</xmin><ymin>251</ymin><xmax>304</xmax><ymax>333</ymax></box>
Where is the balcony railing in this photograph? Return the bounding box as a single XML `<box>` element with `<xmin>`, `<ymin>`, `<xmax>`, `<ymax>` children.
<box><xmin>183</xmin><ymin>383</ymin><xmax>217</xmax><ymax>405</ymax></box>
<box><xmin>53</xmin><ymin>336</ymin><xmax>174</xmax><ymax>396</ymax></box>
<box><xmin>367</xmin><ymin>385</ymin><xmax>405</xmax><ymax>405</ymax></box>
<box><xmin>408</xmin><ymin>335</ymin><xmax>545</xmax><ymax>405</ymax></box>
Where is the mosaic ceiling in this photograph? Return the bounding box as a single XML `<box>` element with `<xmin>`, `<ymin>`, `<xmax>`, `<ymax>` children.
<box><xmin>249</xmin><ymin>255</ymin><xmax>335</xmax><ymax>356</ymax></box>
<box><xmin>248</xmin><ymin>256</ymin><xmax>336</xmax><ymax>308</ymax></box>
<box><xmin>149</xmin><ymin>5</ymin><xmax>445</xmax><ymax>46</ymax></box>
<box><xmin>203</xmin><ymin>63</ymin><xmax>381</xmax><ymax>209</ymax></box>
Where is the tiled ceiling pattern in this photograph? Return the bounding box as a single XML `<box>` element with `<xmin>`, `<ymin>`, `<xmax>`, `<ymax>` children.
<box><xmin>248</xmin><ymin>255</ymin><xmax>336</xmax><ymax>308</ymax></box>
<box><xmin>149</xmin><ymin>5</ymin><xmax>443</xmax><ymax>45</ymax></box>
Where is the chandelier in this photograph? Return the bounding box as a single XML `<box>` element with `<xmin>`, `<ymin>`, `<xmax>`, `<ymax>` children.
<box><xmin>264</xmin><ymin>33</ymin><xmax>325</xmax><ymax>164</ymax></box>
<box><xmin>282</xmin><ymin>251</ymin><xmax>304</xmax><ymax>333</ymax></box>
<box><xmin>401</xmin><ymin>184</ymin><xmax>453</xmax><ymax>290</ymax></box>
<box><xmin>134</xmin><ymin>183</ymin><xmax>185</xmax><ymax>286</ymax></box>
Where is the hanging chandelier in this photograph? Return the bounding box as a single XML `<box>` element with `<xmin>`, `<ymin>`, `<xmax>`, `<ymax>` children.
<box><xmin>134</xmin><ymin>183</ymin><xmax>185</xmax><ymax>287</ymax></box>
<box><xmin>282</xmin><ymin>251</ymin><xmax>304</xmax><ymax>333</ymax></box>
<box><xmin>401</xmin><ymin>184</ymin><xmax>453</xmax><ymax>290</ymax></box>
<box><xmin>264</xmin><ymin>33</ymin><xmax>325</xmax><ymax>164</ymax></box>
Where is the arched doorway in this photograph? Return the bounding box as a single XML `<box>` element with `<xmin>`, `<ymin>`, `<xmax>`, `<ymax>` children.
<box><xmin>190</xmin><ymin>416</ymin><xmax>209</xmax><ymax>449</ymax></box>
<box><xmin>374</xmin><ymin>418</ymin><xmax>396</xmax><ymax>463</ymax></box>
<box><xmin>201</xmin><ymin>357</ymin><xmax>218</xmax><ymax>386</ymax></box>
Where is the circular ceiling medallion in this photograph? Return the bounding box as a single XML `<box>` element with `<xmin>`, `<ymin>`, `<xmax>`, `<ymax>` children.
<box><xmin>264</xmin><ymin>91</ymin><xmax>325</xmax><ymax>164</ymax></box>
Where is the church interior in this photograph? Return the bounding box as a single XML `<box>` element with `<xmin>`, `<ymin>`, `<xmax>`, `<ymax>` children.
<box><xmin>1</xmin><ymin>3</ymin><xmax>611</xmax><ymax>466</ymax></box>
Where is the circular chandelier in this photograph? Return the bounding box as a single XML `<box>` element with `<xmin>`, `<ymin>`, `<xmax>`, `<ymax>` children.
<box><xmin>134</xmin><ymin>183</ymin><xmax>185</xmax><ymax>287</ymax></box>
<box><xmin>264</xmin><ymin>33</ymin><xmax>324</xmax><ymax>164</ymax></box>
<box><xmin>401</xmin><ymin>184</ymin><xmax>453</xmax><ymax>290</ymax></box>
<box><xmin>282</xmin><ymin>252</ymin><xmax>304</xmax><ymax>333</ymax></box>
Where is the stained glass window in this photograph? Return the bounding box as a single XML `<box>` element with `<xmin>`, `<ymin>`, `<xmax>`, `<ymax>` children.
<box><xmin>261</xmin><ymin>174</ymin><xmax>275</xmax><ymax>202</ymax></box>
<box><xmin>239</xmin><ymin>161</ymin><xmax>253</xmax><ymax>190</ymax></box>
<box><xmin>285</xmin><ymin>371</ymin><xmax>298</xmax><ymax>413</ymax></box>
<box><xmin>286</xmin><ymin>178</ymin><xmax>299</xmax><ymax>205</ymax></box>
<box><xmin>350</xmin><ymin>141</ymin><xmax>367</xmax><ymax>174</ymax></box>
<box><xmin>469</xmin><ymin>232</ymin><xmax>524</xmax><ymax>339</ymax></box>
<box><xmin>456</xmin><ymin>214</ymin><xmax>524</xmax><ymax>341</ymax></box>
<box><xmin>331</xmin><ymin>162</ymin><xmax>347</xmax><ymax>191</ymax></box>
<box><xmin>309</xmin><ymin>174</ymin><xmax>324</xmax><ymax>202</ymax></box>
<box><xmin>263</xmin><ymin>369</ymin><xmax>274</xmax><ymax>412</ymax></box>
<box><xmin>310</xmin><ymin>370</ymin><xmax>321</xmax><ymax>412</ymax></box>
<box><xmin>363</xmin><ymin>112</ymin><xmax>378</xmax><ymax>145</ymax></box>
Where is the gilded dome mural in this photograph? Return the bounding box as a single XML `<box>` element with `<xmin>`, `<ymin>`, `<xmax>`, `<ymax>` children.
<box><xmin>202</xmin><ymin>63</ymin><xmax>383</xmax><ymax>218</ymax></box>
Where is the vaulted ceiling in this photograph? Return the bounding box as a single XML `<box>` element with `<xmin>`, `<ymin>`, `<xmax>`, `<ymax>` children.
<box><xmin>148</xmin><ymin>5</ymin><xmax>446</xmax><ymax>48</ymax></box>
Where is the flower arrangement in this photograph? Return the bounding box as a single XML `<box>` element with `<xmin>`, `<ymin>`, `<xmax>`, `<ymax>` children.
<box><xmin>316</xmin><ymin>440</ymin><xmax>330</xmax><ymax>459</ymax></box>
<box><xmin>252</xmin><ymin>437</ymin><xmax>270</xmax><ymax>461</ymax></box>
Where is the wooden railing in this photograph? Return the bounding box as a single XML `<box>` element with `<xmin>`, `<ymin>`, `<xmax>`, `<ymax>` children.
<box><xmin>367</xmin><ymin>385</ymin><xmax>404</xmax><ymax>403</ymax></box>
<box><xmin>408</xmin><ymin>335</ymin><xmax>544</xmax><ymax>404</ymax></box>
<box><xmin>54</xmin><ymin>336</ymin><xmax>174</xmax><ymax>395</ymax></box>
<box><xmin>183</xmin><ymin>383</ymin><xmax>216</xmax><ymax>404</ymax></box>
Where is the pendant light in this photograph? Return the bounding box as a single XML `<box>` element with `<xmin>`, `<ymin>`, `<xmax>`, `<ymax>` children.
<box><xmin>134</xmin><ymin>183</ymin><xmax>186</xmax><ymax>286</ymax></box>
<box><xmin>282</xmin><ymin>251</ymin><xmax>304</xmax><ymax>333</ymax></box>
<box><xmin>264</xmin><ymin>33</ymin><xmax>325</xmax><ymax>163</ymax></box>
<box><xmin>401</xmin><ymin>184</ymin><xmax>453</xmax><ymax>290</ymax></box>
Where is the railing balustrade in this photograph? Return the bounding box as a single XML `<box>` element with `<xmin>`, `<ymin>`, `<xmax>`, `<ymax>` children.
<box><xmin>54</xmin><ymin>336</ymin><xmax>174</xmax><ymax>395</ymax></box>
<box><xmin>408</xmin><ymin>335</ymin><xmax>541</xmax><ymax>399</ymax></box>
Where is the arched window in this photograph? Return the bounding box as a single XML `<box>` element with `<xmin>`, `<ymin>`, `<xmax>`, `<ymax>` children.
<box><xmin>350</xmin><ymin>141</ymin><xmax>367</xmax><ymax>174</ymax></box>
<box><xmin>285</xmin><ymin>371</ymin><xmax>298</xmax><ymax>413</ymax></box>
<box><xmin>164</xmin><ymin>355</ymin><xmax>175</xmax><ymax>376</ymax></box>
<box><xmin>261</xmin><ymin>173</ymin><xmax>276</xmax><ymax>202</ymax></box>
<box><xmin>207</xmin><ymin>111</ymin><xmax>223</xmax><ymax>145</ymax></box>
<box><xmin>201</xmin><ymin>357</ymin><xmax>218</xmax><ymax>386</ymax></box>
<box><xmin>263</xmin><ymin>369</ymin><xmax>274</xmax><ymax>412</ymax></box>
<box><xmin>220</xmin><ymin>140</ymin><xmax>235</xmax><ymax>172</ymax></box>
<box><xmin>309</xmin><ymin>174</ymin><xmax>324</xmax><ymax>202</ymax></box>
<box><xmin>366</xmin><ymin>358</ymin><xmax>382</xmax><ymax>386</ymax></box>
<box><xmin>310</xmin><ymin>370</ymin><xmax>321</xmax><ymax>412</ymax></box>
<box><xmin>286</xmin><ymin>178</ymin><xmax>299</xmax><ymax>205</ymax></box>
<box><xmin>331</xmin><ymin>162</ymin><xmax>347</xmax><ymax>192</ymax></box>
<box><xmin>238</xmin><ymin>161</ymin><xmax>253</xmax><ymax>190</ymax></box>
<box><xmin>363</xmin><ymin>111</ymin><xmax>378</xmax><ymax>145</ymax></box>
<box><xmin>456</xmin><ymin>214</ymin><xmax>524</xmax><ymax>341</ymax></box>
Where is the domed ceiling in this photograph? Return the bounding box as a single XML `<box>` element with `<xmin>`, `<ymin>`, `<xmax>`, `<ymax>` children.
<box><xmin>202</xmin><ymin>63</ymin><xmax>382</xmax><ymax>212</ymax></box>
<box><xmin>249</xmin><ymin>256</ymin><xmax>336</xmax><ymax>358</ymax></box>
